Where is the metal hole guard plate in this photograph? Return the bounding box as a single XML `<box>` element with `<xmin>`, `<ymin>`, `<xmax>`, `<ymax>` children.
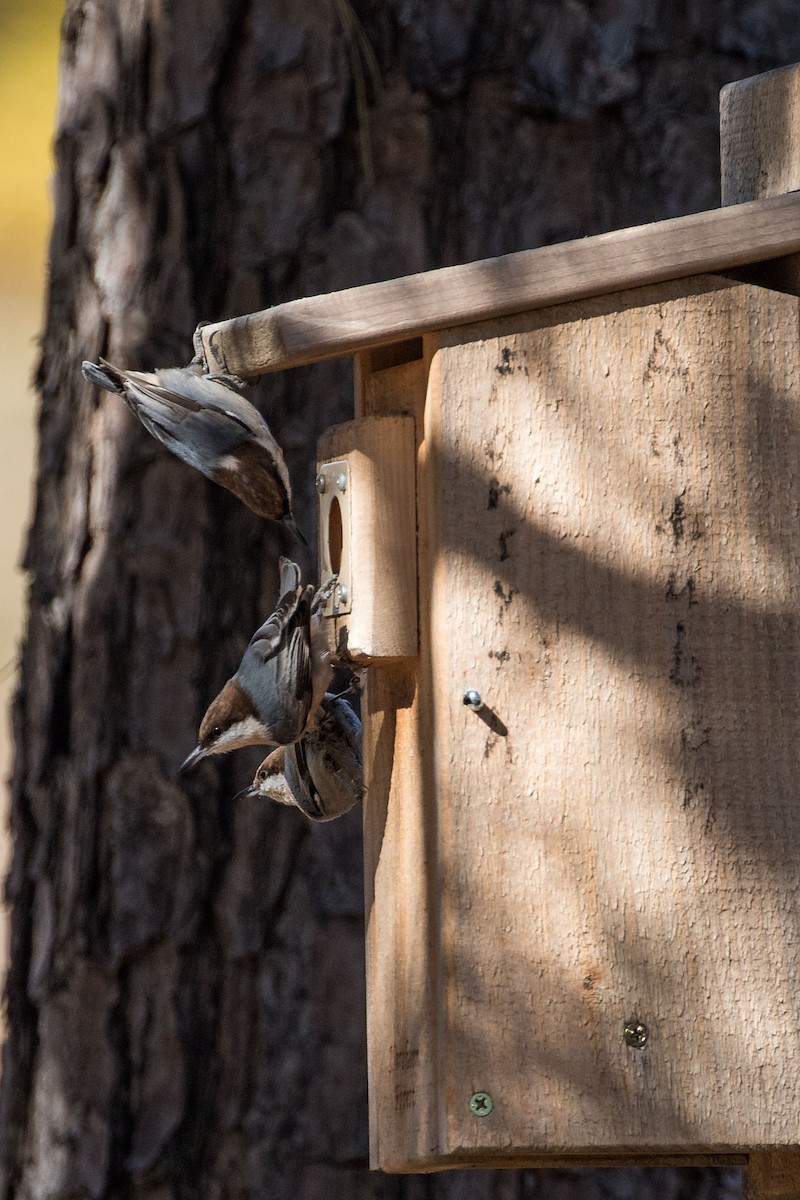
<box><xmin>317</xmin><ymin>459</ymin><xmax>352</xmax><ymax>616</ymax></box>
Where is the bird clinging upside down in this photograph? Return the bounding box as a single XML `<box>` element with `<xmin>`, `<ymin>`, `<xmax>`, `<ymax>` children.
<box><xmin>81</xmin><ymin>358</ymin><xmax>306</xmax><ymax>542</ymax></box>
<box><xmin>239</xmin><ymin>692</ymin><xmax>363</xmax><ymax>821</ymax></box>
<box><xmin>178</xmin><ymin>560</ymin><xmax>337</xmax><ymax>773</ymax></box>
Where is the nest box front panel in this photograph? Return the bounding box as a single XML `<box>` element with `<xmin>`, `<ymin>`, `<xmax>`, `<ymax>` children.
<box><xmin>389</xmin><ymin>274</ymin><xmax>800</xmax><ymax>1167</ymax></box>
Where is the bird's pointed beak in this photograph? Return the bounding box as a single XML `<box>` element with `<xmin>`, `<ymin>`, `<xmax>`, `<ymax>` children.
<box><xmin>233</xmin><ymin>784</ymin><xmax>259</xmax><ymax>802</ymax></box>
<box><xmin>178</xmin><ymin>744</ymin><xmax>206</xmax><ymax>776</ymax></box>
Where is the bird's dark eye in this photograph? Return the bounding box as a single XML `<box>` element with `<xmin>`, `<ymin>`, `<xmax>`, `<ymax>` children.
<box><xmin>258</xmin><ymin>769</ymin><xmax>268</xmax><ymax>782</ymax></box>
<box><xmin>212</xmin><ymin>725</ymin><xmax>223</xmax><ymax>738</ymax></box>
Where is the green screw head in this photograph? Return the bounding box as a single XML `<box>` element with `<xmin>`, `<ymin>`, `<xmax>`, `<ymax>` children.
<box><xmin>469</xmin><ymin>1091</ymin><xmax>494</xmax><ymax>1117</ymax></box>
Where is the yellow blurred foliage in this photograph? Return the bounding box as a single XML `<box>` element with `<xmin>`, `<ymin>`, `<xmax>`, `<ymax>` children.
<box><xmin>0</xmin><ymin>0</ymin><xmax>62</xmax><ymax>279</ymax></box>
<box><xmin>0</xmin><ymin>0</ymin><xmax>62</xmax><ymax>836</ymax></box>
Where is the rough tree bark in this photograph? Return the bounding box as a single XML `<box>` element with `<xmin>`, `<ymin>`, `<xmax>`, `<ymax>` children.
<box><xmin>3</xmin><ymin>2</ymin><xmax>799</xmax><ymax>1198</ymax></box>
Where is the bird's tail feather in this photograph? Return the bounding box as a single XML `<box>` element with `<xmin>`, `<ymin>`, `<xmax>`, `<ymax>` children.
<box><xmin>81</xmin><ymin>359</ymin><xmax>125</xmax><ymax>394</ymax></box>
<box><xmin>278</xmin><ymin>557</ymin><xmax>301</xmax><ymax>596</ymax></box>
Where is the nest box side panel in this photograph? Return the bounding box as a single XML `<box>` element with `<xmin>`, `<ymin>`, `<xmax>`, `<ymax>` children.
<box><xmin>419</xmin><ymin>274</ymin><xmax>800</xmax><ymax>1164</ymax></box>
<box><xmin>351</xmin><ymin>352</ymin><xmax>445</xmax><ymax>1171</ymax></box>
<box><xmin>362</xmin><ymin>663</ymin><xmax>442</xmax><ymax>1170</ymax></box>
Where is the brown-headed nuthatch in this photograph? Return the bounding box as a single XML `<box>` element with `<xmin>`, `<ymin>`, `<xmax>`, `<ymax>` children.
<box><xmin>237</xmin><ymin>692</ymin><xmax>363</xmax><ymax>820</ymax></box>
<box><xmin>81</xmin><ymin>358</ymin><xmax>305</xmax><ymax>542</ymax></box>
<box><xmin>179</xmin><ymin>559</ymin><xmax>336</xmax><ymax>773</ymax></box>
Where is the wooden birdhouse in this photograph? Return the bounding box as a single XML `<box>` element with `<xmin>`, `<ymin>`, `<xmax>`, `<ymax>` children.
<box><xmin>196</xmin><ymin>65</ymin><xmax>800</xmax><ymax>1198</ymax></box>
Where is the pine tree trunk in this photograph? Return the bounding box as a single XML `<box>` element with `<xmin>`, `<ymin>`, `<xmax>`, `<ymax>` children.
<box><xmin>4</xmin><ymin>2</ymin><xmax>798</xmax><ymax>1197</ymax></box>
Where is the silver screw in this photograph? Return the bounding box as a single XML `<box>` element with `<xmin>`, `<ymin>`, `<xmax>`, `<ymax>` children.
<box><xmin>315</xmin><ymin>473</ymin><xmax>327</xmax><ymax>494</ymax></box>
<box><xmin>336</xmin><ymin>472</ymin><xmax>347</xmax><ymax>493</ymax></box>
<box><xmin>623</xmin><ymin>1020</ymin><xmax>648</xmax><ymax>1049</ymax></box>
<box><xmin>463</xmin><ymin>689</ymin><xmax>483</xmax><ymax>711</ymax></box>
<box><xmin>469</xmin><ymin>1091</ymin><xmax>494</xmax><ymax>1117</ymax></box>
<box><xmin>337</xmin><ymin>584</ymin><xmax>349</xmax><ymax>605</ymax></box>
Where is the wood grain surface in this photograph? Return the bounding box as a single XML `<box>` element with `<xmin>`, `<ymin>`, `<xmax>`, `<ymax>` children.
<box><xmin>364</xmin><ymin>273</ymin><xmax>800</xmax><ymax>1171</ymax></box>
<box><xmin>198</xmin><ymin>192</ymin><xmax>800</xmax><ymax>376</ymax></box>
<box><xmin>317</xmin><ymin>415</ymin><xmax>418</xmax><ymax>662</ymax></box>
<box><xmin>722</xmin><ymin>64</ymin><xmax>800</xmax><ymax>205</ymax></box>
<box><xmin>723</xmin><ymin>61</ymin><xmax>800</xmax><ymax>1200</ymax></box>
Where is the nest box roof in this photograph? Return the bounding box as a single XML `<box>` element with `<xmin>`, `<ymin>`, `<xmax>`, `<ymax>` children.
<box><xmin>196</xmin><ymin>190</ymin><xmax>800</xmax><ymax>379</ymax></box>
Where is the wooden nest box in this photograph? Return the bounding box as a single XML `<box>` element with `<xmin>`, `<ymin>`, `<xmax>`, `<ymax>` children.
<box><xmin>197</xmin><ymin>66</ymin><xmax>800</xmax><ymax>1197</ymax></box>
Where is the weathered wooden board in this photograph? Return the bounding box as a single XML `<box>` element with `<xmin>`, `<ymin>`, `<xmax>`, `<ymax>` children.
<box><xmin>362</xmin><ymin>662</ymin><xmax>441</xmax><ymax>1167</ymax></box>
<box><xmin>744</xmin><ymin>1151</ymin><xmax>800</xmax><ymax>1200</ymax></box>
<box><xmin>353</xmin><ymin>354</ymin><xmax>440</xmax><ymax>1167</ymax></box>
<box><xmin>364</xmin><ymin>272</ymin><xmax>800</xmax><ymax>1170</ymax></box>
<box><xmin>722</xmin><ymin>61</ymin><xmax>800</xmax><ymax>1200</ymax></box>
<box><xmin>196</xmin><ymin>191</ymin><xmax>800</xmax><ymax>376</ymax></box>
<box><xmin>722</xmin><ymin>63</ymin><xmax>800</xmax><ymax>303</ymax></box>
<box><xmin>722</xmin><ymin>64</ymin><xmax>800</xmax><ymax>205</ymax></box>
<box><xmin>317</xmin><ymin>415</ymin><xmax>418</xmax><ymax>662</ymax></box>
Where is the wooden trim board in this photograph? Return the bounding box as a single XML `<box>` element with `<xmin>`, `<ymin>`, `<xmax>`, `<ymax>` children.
<box><xmin>197</xmin><ymin>190</ymin><xmax>800</xmax><ymax>376</ymax></box>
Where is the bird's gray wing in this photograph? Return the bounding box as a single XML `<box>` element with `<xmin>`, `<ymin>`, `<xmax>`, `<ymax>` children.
<box><xmin>319</xmin><ymin>694</ymin><xmax>362</xmax><ymax>748</ymax></box>
<box><xmin>93</xmin><ymin>364</ymin><xmax>294</xmax><ymax>517</ymax></box>
<box><xmin>245</xmin><ymin>564</ymin><xmax>304</xmax><ymax>658</ymax></box>
<box><xmin>99</xmin><ymin>363</ymin><xmax>262</xmax><ymax>439</ymax></box>
<box><xmin>161</xmin><ymin>369</ymin><xmax>272</xmax><ymax>437</ymax></box>
<box><xmin>111</xmin><ymin>366</ymin><xmax>204</xmax><ymax>416</ymax></box>
<box><xmin>95</xmin><ymin>365</ymin><xmax>208</xmax><ymax>450</ymax></box>
<box><xmin>240</xmin><ymin>585</ymin><xmax>314</xmax><ymax>743</ymax></box>
<box><xmin>87</xmin><ymin>361</ymin><xmax>197</xmax><ymax>438</ymax></box>
<box><xmin>105</xmin><ymin>365</ymin><xmax>250</xmax><ymax>438</ymax></box>
<box><xmin>246</xmin><ymin>590</ymin><xmax>303</xmax><ymax>659</ymax></box>
<box><xmin>287</xmin><ymin>696</ymin><xmax>363</xmax><ymax>820</ymax></box>
<box><xmin>317</xmin><ymin>699</ymin><xmax>363</xmax><ymax>794</ymax></box>
<box><xmin>284</xmin><ymin>740</ymin><xmax>326</xmax><ymax>820</ymax></box>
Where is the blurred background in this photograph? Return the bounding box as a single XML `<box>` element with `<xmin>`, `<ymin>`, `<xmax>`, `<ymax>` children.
<box><xmin>0</xmin><ymin>0</ymin><xmax>61</xmax><ymax>987</ymax></box>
